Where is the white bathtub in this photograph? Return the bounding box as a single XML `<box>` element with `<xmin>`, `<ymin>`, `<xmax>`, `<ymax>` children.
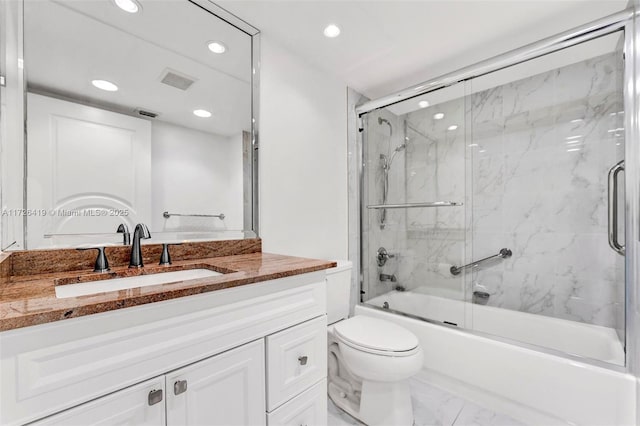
<box><xmin>367</xmin><ymin>288</ymin><xmax>624</xmax><ymax>365</ymax></box>
<box><xmin>356</xmin><ymin>293</ymin><xmax>637</xmax><ymax>426</ymax></box>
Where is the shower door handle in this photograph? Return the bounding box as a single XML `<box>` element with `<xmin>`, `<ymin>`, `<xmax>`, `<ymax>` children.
<box><xmin>608</xmin><ymin>160</ymin><xmax>625</xmax><ymax>256</ymax></box>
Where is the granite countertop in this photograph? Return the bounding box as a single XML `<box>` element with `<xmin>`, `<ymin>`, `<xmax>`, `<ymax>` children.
<box><xmin>0</xmin><ymin>251</ymin><xmax>335</xmax><ymax>331</ymax></box>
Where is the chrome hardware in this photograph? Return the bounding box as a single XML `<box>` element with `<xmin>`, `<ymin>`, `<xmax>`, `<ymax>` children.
<box><xmin>116</xmin><ymin>223</ymin><xmax>130</xmax><ymax>245</ymax></box>
<box><xmin>163</xmin><ymin>211</ymin><xmax>225</xmax><ymax>220</ymax></box>
<box><xmin>379</xmin><ymin>273</ymin><xmax>397</xmax><ymax>282</ymax></box>
<box><xmin>298</xmin><ymin>356</ymin><xmax>308</xmax><ymax>366</ymax></box>
<box><xmin>174</xmin><ymin>380</ymin><xmax>187</xmax><ymax>395</ymax></box>
<box><xmin>450</xmin><ymin>248</ymin><xmax>512</xmax><ymax>276</ymax></box>
<box><xmin>608</xmin><ymin>160</ymin><xmax>625</xmax><ymax>256</ymax></box>
<box><xmin>1</xmin><ymin>240</ymin><xmax>17</xmax><ymax>251</ymax></box>
<box><xmin>159</xmin><ymin>243</ymin><xmax>182</xmax><ymax>266</ymax></box>
<box><xmin>77</xmin><ymin>246</ymin><xmax>110</xmax><ymax>272</ymax></box>
<box><xmin>367</xmin><ymin>201</ymin><xmax>462</xmax><ymax>209</ymax></box>
<box><xmin>148</xmin><ymin>389</ymin><xmax>163</xmax><ymax>406</ymax></box>
<box><xmin>376</xmin><ymin>247</ymin><xmax>395</xmax><ymax>266</ymax></box>
<box><xmin>129</xmin><ymin>223</ymin><xmax>151</xmax><ymax>268</ymax></box>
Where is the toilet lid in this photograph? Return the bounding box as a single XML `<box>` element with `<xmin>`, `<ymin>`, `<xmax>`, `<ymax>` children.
<box><xmin>334</xmin><ymin>316</ymin><xmax>419</xmax><ymax>353</ymax></box>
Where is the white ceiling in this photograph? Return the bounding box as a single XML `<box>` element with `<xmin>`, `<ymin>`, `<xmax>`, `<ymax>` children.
<box><xmin>217</xmin><ymin>0</ymin><xmax>628</xmax><ymax>100</ymax></box>
<box><xmin>25</xmin><ymin>0</ymin><xmax>252</xmax><ymax>136</ymax></box>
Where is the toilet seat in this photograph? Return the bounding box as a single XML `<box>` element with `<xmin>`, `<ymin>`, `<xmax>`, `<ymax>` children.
<box><xmin>334</xmin><ymin>316</ymin><xmax>420</xmax><ymax>357</ymax></box>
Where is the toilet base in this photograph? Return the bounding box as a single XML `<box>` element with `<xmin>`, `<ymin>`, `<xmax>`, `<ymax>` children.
<box><xmin>329</xmin><ymin>379</ymin><xmax>414</xmax><ymax>426</ymax></box>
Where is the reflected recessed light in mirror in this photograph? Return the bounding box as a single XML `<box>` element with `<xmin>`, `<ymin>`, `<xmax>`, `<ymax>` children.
<box><xmin>418</xmin><ymin>100</ymin><xmax>429</xmax><ymax>108</ymax></box>
<box><xmin>207</xmin><ymin>41</ymin><xmax>226</xmax><ymax>54</ymax></box>
<box><xmin>323</xmin><ymin>24</ymin><xmax>341</xmax><ymax>38</ymax></box>
<box><xmin>193</xmin><ymin>109</ymin><xmax>212</xmax><ymax>118</ymax></box>
<box><xmin>113</xmin><ymin>0</ymin><xmax>141</xmax><ymax>13</ymax></box>
<box><xmin>91</xmin><ymin>79</ymin><xmax>118</xmax><ymax>92</ymax></box>
<box><xmin>433</xmin><ymin>113</ymin><xmax>444</xmax><ymax>120</ymax></box>
<box><xmin>447</xmin><ymin>125</ymin><xmax>458</xmax><ymax>131</ymax></box>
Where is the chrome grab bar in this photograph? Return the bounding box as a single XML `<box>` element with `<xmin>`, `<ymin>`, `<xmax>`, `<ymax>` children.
<box><xmin>607</xmin><ymin>160</ymin><xmax>625</xmax><ymax>256</ymax></box>
<box><xmin>163</xmin><ymin>211</ymin><xmax>225</xmax><ymax>220</ymax></box>
<box><xmin>367</xmin><ymin>201</ymin><xmax>462</xmax><ymax>209</ymax></box>
<box><xmin>450</xmin><ymin>248</ymin><xmax>512</xmax><ymax>276</ymax></box>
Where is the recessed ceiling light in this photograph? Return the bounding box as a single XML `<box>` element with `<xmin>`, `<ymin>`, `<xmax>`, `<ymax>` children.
<box><xmin>193</xmin><ymin>109</ymin><xmax>212</xmax><ymax>118</ymax></box>
<box><xmin>207</xmin><ymin>41</ymin><xmax>227</xmax><ymax>54</ymax></box>
<box><xmin>418</xmin><ymin>100</ymin><xmax>429</xmax><ymax>108</ymax></box>
<box><xmin>323</xmin><ymin>24</ymin><xmax>341</xmax><ymax>38</ymax></box>
<box><xmin>448</xmin><ymin>124</ymin><xmax>458</xmax><ymax>131</ymax></box>
<box><xmin>91</xmin><ymin>79</ymin><xmax>118</xmax><ymax>92</ymax></box>
<box><xmin>433</xmin><ymin>113</ymin><xmax>444</xmax><ymax>120</ymax></box>
<box><xmin>113</xmin><ymin>0</ymin><xmax>140</xmax><ymax>13</ymax></box>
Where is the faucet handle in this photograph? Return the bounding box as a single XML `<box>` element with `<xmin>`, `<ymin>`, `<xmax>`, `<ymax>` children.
<box><xmin>77</xmin><ymin>246</ymin><xmax>110</xmax><ymax>273</ymax></box>
<box><xmin>159</xmin><ymin>243</ymin><xmax>182</xmax><ymax>266</ymax></box>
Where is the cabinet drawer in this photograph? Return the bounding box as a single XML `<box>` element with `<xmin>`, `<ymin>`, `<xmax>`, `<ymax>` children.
<box><xmin>266</xmin><ymin>315</ymin><xmax>327</xmax><ymax>410</ymax></box>
<box><xmin>267</xmin><ymin>379</ymin><xmax>327</xmax><ymax>426</ymax></box>
<box><xmin>30</xmin><ymin>377</ymin><xmax>165</xmax><ymax>426</ymax></box>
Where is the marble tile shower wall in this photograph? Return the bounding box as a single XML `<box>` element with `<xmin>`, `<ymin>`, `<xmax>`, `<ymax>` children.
<box><xmin>402</xmin><ymin>52</ymin><xmax>625</xmax><ymax>330</ymax></box>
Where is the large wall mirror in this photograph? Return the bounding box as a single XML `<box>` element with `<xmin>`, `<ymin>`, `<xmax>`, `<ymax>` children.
<box><xmin>0</xmin><ymin>0</ymin><xmax>259</xmax><ymax>250</ymax></box>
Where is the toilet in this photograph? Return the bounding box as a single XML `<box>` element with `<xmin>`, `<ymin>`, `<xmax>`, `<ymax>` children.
<box><xmin>326</xmin><ymin>261</ymin><xmax>423</xmax><ymax>426</ymax></box>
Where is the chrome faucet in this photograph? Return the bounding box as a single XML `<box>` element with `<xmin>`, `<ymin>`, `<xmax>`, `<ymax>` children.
<box><xmin>129</xmin><ymin>223</ymin><xmax>151</xmax><ymax>268</ymax></box>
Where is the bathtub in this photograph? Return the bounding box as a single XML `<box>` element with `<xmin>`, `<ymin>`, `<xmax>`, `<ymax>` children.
<box><xmin>357</xmin><ymin>291</ymin><xmax>637</xmax><ymax>426</ymax></box>
<box><xmin>367</xmin><ymin>288</ymin><xmax>625</xmax><ymax>365</ymax></box>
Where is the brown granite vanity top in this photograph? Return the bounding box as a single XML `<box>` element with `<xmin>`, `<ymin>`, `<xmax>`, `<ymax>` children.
<box><xmin>0</xmin><ymin>239</ymin><xmax>336</xmax><ymax>331</ymax></box>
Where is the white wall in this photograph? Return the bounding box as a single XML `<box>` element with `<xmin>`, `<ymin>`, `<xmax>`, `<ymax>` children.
<box><xmin>151</xmin><ymin>121</ymin><xmax>243</xmax><ymax>232</ymax></box>
<box><xmin>258</xmin><ymin>36</ymin><xmax>348</xmax><ymax>260</ymax></box>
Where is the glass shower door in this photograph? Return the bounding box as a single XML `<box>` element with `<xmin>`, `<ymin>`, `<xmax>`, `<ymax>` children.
<box><xmin>466</xmin><ymin>32</ymin><xmax>626</xmax><ymax>366</ymax></box>
<box><xmin>361</xmin><ymin>83</ymin><xmax>469</xmax><ymax>327</ymax></box>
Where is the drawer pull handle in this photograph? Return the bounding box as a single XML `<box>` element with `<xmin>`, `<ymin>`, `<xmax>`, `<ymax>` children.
<box><xmin>298</xmin><ymin>355</ymin><xmax>308</xmax><ymax>366</ymax></box>
<box><xmin>174</xmin><ymin>379</ymin><xmax>188</xmax><ymax>395</ymax></box>
<box><xmin>148</xmin><ymin>389</ymin><xmax>163</xmax><ymax>406</ymax></box>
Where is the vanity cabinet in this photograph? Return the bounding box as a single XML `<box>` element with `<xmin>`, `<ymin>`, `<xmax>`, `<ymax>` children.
<box><xmin>32</xmin><ymin>340</ymin><xmax>266</xmax><ymax>426</ymax></box>
<box><xmin>0</xmin><ymin>271</ymin><xmax>328</xmax><ymax>426</ymax></box>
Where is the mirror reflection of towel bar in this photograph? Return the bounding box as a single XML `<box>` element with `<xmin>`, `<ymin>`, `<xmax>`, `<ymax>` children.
<box><xmin>163</xmin><ymin>211</ymin><xmax>225</xmax><ymax>220</ymax></box>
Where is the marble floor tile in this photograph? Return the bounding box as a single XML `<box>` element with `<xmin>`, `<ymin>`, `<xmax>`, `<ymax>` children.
<box><xmin>453</xmin><ymin>402</ymin><xmax>525</xmax><ymax>426</ymax></box>
<box><xmin>328</xmin><ymin>372</ymin><xmax>525</xmax><ymax>426</ymax></box>
<box><xmin>410</xmin><ymin>378</ymin><xmax>466</xmax><ymax>426</ymax></box>
<box><xmin>328</xmin><ymin>398</ymin><xmax>364</xmax><ymax>426</ymax></box>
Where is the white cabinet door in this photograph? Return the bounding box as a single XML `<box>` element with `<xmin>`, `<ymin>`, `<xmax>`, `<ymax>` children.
<box><xmin>26</xmin><ymin>92</ymin><xmax>151</xmax><ymax>248</ymax></box>
<box><xmin>166</xmin><ymin>339</ymin><xmax>266</xmax><ymax>426</ymax></box>
<box><xmin>30</xmin><ymin>377</ymin><xmax>165</xmax><ymax>426</ymax></box>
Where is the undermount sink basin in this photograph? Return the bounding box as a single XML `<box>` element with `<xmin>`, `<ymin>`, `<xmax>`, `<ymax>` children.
<box><xmin>55</xmin><ymin>269</ymin><xmax>223</xmax><ymax>299</ymax></box>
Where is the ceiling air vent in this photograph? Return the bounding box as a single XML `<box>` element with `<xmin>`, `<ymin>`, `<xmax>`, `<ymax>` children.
<box><xmin>136</xmin><ymin>109</ymin><xmax>159</xmax><ymax>119</ymax></box>
<box><xmin>159</xmin><ymin>68</ymin><xmax>197</xmax><ymax>91</ymax></box>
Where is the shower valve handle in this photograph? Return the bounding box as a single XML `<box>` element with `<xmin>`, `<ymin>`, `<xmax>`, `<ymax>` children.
<box><xmin>376</xmin><ymin>247</ymin><xmax>395</xmax><ymax>266</ymax></box>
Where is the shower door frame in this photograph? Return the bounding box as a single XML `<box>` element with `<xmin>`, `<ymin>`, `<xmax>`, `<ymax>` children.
<box><xmin>355</xmin><ymin>7</ymin><xmax>640</xmax><ymax>374</ymax></box>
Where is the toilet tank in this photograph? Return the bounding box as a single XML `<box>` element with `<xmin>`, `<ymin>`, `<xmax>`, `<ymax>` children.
<box><xmin>326</xmin><ymin>260</ymin><xmax>353</xmax><ymax>324</ymax></box>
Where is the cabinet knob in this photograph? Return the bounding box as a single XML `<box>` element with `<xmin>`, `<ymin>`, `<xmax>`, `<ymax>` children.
<box><xmin>148</xmin><ymin>389</ymin><xmax>163</xmax><ymax>406</ymax></box>
<box><xmin>174</xmin><ymin>379</ymin><xmax>188</xmax><ymax>395</ymax></box>
<box><xmin>298</xmin><ymin>355</ymin><xmax>308</xmax><ymax>366</ymax></box>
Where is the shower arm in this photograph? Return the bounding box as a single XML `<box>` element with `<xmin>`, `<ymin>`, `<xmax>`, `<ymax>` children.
<box><xmin>450</xmin><ymin>248</ymin><xmax>512</xmax><ymax>276</ymax></box>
